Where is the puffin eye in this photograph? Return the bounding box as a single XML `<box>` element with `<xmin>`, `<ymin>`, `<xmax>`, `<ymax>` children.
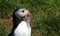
<box><xmin>22</xmin><ymin>10</ymin><xmax>24</xmax><ymax>13</ymax></box>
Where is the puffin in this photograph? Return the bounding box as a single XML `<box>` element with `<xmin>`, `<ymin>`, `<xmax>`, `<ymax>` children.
<box><xmin>8</xmin><ymin>8</ymin><xmax>32</xmax><ymax>36</ymax></box>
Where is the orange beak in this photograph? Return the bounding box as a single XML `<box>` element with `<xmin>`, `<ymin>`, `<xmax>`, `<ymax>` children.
<box><xmin>29</xmin><ymin>12</ymin><xmax>33</xmax><ymax>20</ymax></box>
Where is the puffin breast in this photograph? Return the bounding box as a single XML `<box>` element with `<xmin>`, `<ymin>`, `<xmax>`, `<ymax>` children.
<box><xmin>14</xmin><ymin>21</ymin><xmax>31</xmax><ymax>36</ymax></box>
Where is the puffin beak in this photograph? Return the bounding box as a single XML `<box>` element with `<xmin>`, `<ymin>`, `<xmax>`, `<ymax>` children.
<box><xmin>28</xmin><ymin>12</ymin><xmax>33</xmax><ymax>20</ymax></box>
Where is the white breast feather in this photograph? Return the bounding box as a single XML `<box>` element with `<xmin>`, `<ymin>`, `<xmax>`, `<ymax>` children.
<box><xmin>14</xmin><ymin>21</ymin><xmax>31</xmax><ymax>36</ymax></box>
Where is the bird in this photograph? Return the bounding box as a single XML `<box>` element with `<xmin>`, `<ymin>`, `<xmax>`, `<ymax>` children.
<box><xmin>8</xmin><ymin>8</ymin><xmax>32</xmax><ymax>36</ymax></box>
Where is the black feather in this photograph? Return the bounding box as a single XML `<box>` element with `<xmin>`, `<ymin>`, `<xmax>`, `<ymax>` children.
<box><xmin>8</xmin><ymin>8</ymin><xmax>24</xmax><ymax>36</ymax></box>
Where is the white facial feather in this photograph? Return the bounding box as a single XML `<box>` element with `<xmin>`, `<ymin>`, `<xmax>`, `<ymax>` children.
<box><xmin>15</xmin><ymin>8</ymin><xmax>29</xmax><ymax>17</ymax></box>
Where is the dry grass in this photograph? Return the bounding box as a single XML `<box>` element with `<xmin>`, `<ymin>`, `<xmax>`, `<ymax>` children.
<box><xmin>0</xmin><ymin>19</ymin><xmax>13</xmax><ymax>24</ymax></box>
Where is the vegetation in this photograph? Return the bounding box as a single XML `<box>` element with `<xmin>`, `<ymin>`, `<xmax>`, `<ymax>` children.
<box><xmin>0</xmin><ymin>0</ymin><xmax>60</xmax><ymax>36</ymax></box>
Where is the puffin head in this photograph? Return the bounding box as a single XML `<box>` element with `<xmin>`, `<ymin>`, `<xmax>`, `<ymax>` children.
<box><xmin>14</xmin><ymin>8</ymin><xmax>32</xmax><ymax>21</ymax></box>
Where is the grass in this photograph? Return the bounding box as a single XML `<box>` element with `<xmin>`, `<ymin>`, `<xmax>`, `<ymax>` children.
<box><xmin>0</xmin><ymin>0</ymin><xmax>60</xmax><ymax>36</ymax></box>
<box><xmin>0</xmin><ymin>19</ymin><xmax>12</xmax><ymax>36</ymax></box>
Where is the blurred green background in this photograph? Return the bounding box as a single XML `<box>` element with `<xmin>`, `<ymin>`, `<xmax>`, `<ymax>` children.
<box><xmin>0</xmin><ymin>0</ymin><xmax>60</xmax><ymax>36</ymax></box>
